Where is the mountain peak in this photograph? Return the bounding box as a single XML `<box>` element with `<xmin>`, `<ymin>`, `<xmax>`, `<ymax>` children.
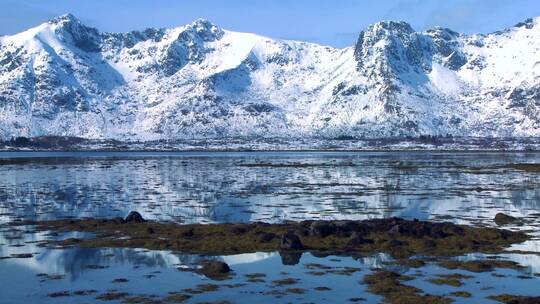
<box><xmin>48</xmin><ymin>13</ymin><xmax>80</xmax><ymax>25</ymax></box>
<box><xmin>190</xmin><ymin>18</ymin><xmax>216</xmax><ymax>28</ymax></box>
<box><xmin>1</xmin><ymin>15</ymin><xmax>540</xmax><ymax>140</ymax></box>
<box><xmin>184</xmin><ymin>18</ymin><xmax>223</xmax><ymax>40</ymax></box>
<box><xmin>366</xmin><ymin>20</ymin><xmax>415</xmax><ymax>36</ymax></box>
<box><xmin>47</xmin><ymin>13</ymin><xmax>101</xmax><ymax>52</ymax></box>
<box><xmin>514</xmin><ymin>16</ymin><xmax>538</xmax><ymax>29</ymax></box>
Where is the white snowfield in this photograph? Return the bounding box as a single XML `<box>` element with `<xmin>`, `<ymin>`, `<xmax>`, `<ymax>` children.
<box><xmin>0</xmin><ymin>14</ymin><xmax>539</xmax><ymax>140</ymax></box>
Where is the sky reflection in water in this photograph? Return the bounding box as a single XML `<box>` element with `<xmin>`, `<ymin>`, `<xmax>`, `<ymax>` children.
<box><xmin>1</xmin><ymin>151</ymin><xmax>539</xmax><ymax>303</ymax></box>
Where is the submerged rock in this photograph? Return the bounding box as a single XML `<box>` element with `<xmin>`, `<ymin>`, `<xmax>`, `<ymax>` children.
<box><xmin>280</xmin><ymin>232</ymin><xmax>303</xmax><ymax>250</ymax></box>
<box><xmin>124</xmin><ymin>211</ymin><xmax>145</xmax><ymax>223</ymax></box>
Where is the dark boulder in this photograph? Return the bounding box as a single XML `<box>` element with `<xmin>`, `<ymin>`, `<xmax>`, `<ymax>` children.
<box><xmin>494</xmin><ymin>213</ymin><xmax>519</xmax><ymax>226</ymax></box>
<box><xmin>124</xmin><ymin>211</ymin><xmax>145</xmax><ymax>223</ymax></box>
<box><xmin>280</xmin><ymin>232</ymin><xmax>303</xmax><ymax>251</ymax></box>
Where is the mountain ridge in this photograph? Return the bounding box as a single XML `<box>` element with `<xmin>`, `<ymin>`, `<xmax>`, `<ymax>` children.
<box><xmin>0</xmin><ymin>14</ymin><xmax>539</xmax><ymax>140</ymax></box>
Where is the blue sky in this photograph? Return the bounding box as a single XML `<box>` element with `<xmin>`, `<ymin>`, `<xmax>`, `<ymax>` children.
<box><xmin>1</xmin><ymin>0</ymin><xmax>540</xmax><ymax>47</ymax></box>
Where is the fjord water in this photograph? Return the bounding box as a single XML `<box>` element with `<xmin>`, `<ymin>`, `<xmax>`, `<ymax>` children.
<box><xmin>1</xmin><ymin>151</ymin><xmax>540</xmax><ymax>303</ymax></box>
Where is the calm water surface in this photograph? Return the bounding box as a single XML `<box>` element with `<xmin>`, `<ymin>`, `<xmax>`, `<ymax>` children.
<box><xmin>1</xmin><ymin>151</ymin><xmax>539</xmax><ymax>303</ymax></box>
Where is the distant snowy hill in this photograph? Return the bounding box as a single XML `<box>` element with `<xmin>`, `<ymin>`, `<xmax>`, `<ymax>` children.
<box><xmin>0</xmin><ymin>14</ymin><xmax>539</xmax><ymax>140</ymax></box>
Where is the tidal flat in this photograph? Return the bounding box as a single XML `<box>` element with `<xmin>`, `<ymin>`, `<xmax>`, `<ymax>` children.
<box><xmin>1</xmin><ymin>151</ymin><xmax>540</xmax><ymax>303</ymax></box>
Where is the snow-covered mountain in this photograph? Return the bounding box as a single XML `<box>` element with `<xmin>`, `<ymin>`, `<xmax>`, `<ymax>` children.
<box><xmin>0</xmin><ymin>14</ymin><xmax>539</xmax><ymax>140</ymax></box>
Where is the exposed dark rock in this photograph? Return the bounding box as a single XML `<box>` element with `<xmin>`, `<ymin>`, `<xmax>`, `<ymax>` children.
<box><xmin>280</xmin><ymin>232</ymin><xmax>303</xmax><ymax>251</ymax></box>
<box><xmin>494</xmin><ymin>213</ymin><xmax>519</xmax><ymax>226</ymax></box>
<box><xmin>515</xmin><ymin>18</ymin><xmax>536</xmax><ymax>30</ymax></box>
<box><xmin>124</xmin><ymin>211</ymin><xmax>145</xmax><ymax>223</ymax></box>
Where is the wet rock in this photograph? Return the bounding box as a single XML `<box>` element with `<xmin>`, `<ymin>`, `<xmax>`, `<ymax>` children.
<box><xmin>199</xmin><ymin>260</ymin><xmax>231</xmax><ymax>280</ymax></box>
<box><xmin>280</xmin><ymin>232</ymin><xmax>303</xmax><ymax>250</ymax></box>
<box><xmin>309</xmin><ymin>221</ymin><xmax>335</xmax><ymax>237</ymax></box>
<box><xmin>494</xmin><ymin>213</ymin><xmax>518</xmax><ymax>226</ymax></box>
<box><xmin>124</xmin><ymin>211</ymin><xmax>145</xmax><ymax>223</ymax></box>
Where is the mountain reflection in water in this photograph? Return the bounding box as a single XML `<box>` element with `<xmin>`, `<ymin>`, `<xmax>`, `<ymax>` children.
<box><xmin>1</xmin><ymin>151</ymin><xmax>540</xmax><ymax>303</ymax></box>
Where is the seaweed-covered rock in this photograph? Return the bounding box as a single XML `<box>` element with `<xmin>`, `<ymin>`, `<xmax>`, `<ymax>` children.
<box><xmin>280</xmin><ymin>232</ymin><xmax>303</xmax><ymax>250</ymax></box>
<box><xmin>111</xmin><ymin>217</ymin><xmax>125</xmax><ymax>224</ymax></box>
<box><xmin>29</xmin><ymin>217</ymin><xmax>529</xmax><ymax>258</ymax></box>
<box><xmin>309</xmin><ymin>221</ymin><xmax>336</xmax><ymax>237</ymax></box>
<box><xmin>346</xmin><ymin>232</ymin><xmax>374</xmax><ymax>249</ymax></box>
<box><xmin>256</xmin><ymin>232</ymin><xmax>276</xmax><ymax>243</ymax></box>
<box><xmin>230</xmin><ymin>224</ymin><xmax>249</xmax><ymax>235</ymax></box>
<box><xmin>494</xmin><ymin>213</ymin><xmax>518</xmax><ymax>226</ymax></box>
<box><xmin>488</xmin><ymin>294</ymin><xmax>540</xmax><ymax>304</ymax></box>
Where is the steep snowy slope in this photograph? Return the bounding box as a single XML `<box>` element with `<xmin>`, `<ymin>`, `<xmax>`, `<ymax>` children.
<box><xmin>0</xmin><ymin>14</ymin><xmax>539</xmax><ymax>140</ymax></box>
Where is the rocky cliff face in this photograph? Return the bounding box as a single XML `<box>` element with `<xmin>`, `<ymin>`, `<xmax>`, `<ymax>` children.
<box><xmin>0</xmin><ymin>14</ymin><xmax>539</xmax><ymax>140</ymax></box>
